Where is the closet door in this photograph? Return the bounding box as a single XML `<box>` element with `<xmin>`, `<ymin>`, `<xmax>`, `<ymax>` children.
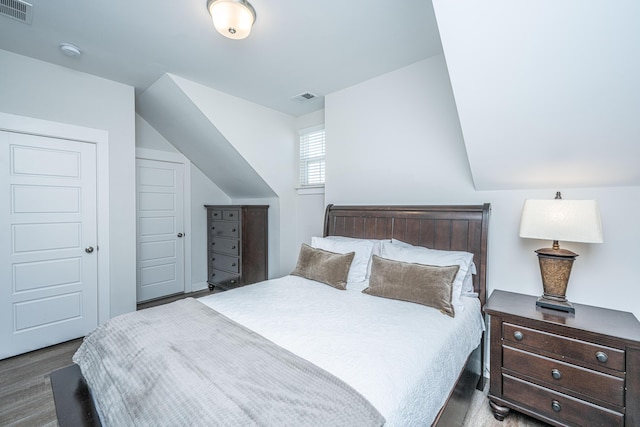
<box><xmin>136</xmin><ymin>158</ymin><xmax>185</xmax><ymax>302</ymax></box>
<box><xmin>0</xmin><ymin>131</ymin><xmax>98</xmax><ymax>359</ymax></box>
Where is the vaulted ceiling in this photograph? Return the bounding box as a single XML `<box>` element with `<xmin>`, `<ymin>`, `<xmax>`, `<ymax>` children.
<box><xmin>2</xmin><ymin>1</ymin><xmax>639</xmax><ymax>191</ymax></box>
<box><xmin>433</xmin><ymin>0</ymin><xmax>640</xmax><ymax>190</ymax></box>
<box><xmin>0</xmin><ymin>0</ymin><xmax>441</xmax><ymax>117</ymax></box>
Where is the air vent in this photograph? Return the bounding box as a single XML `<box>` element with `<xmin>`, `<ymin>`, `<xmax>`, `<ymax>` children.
<box><xmin>0</xmin><ymin>0</ymin><xmax>33</xmax><ymax>24</ymax></box>
<box><xmin>292</xmin><ymin>92</ymin><xmax>319</xmax><ymax>103</ymax></box>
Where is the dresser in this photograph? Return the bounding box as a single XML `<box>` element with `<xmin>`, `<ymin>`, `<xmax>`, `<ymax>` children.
<box><xmin>205</xmin><ymin>205</ymin><xmax>268</xmax><ymax>291</ymax></box>
<box><xmin>485</xmin><ymin>290</ymin><xmax>640</xmax><ymax>427</ymax></box>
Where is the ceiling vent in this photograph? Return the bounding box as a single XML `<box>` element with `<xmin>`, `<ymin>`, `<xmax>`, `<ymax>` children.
<box><xmin>292</xmin><ymin>92</ymin><xmax>319</xmax><ymax>103</ymax></box>
<box><xmin>0</xmin><ymin>0</ymin><xmax>33</xmax><ymax>24</ymax></box>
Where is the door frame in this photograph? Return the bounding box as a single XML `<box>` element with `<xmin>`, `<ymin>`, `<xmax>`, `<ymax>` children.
<box><xmin>136</xmin><ymin>148</ymin><xmax>192</xmax><ymax>293</ymax></box>
<box><xmin>0</xmin><ymin>112</ymin><xmax>111</xmax><ymax>324</ymax></box>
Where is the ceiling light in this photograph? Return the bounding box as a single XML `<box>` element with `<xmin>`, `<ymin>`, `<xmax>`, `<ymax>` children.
<box><xmin>207</xmin><ymin>0</ymin><xmax>256</xmax><ymax>40</ymax></box>
<box><xmin>59</xmin><ymin>43</ymin><xmax>82</xmax><ymax>57</ymax></box>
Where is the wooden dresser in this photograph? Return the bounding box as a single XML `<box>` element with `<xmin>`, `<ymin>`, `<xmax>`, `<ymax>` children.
<box><xmin>205</xmin><ymin>205</ymin><xmax>268</xmax><ymax>291</ymax></box>
<box><xmin>485</xmin><ymin>290</ymin><xmax>640</xmax><ymax>427</ymax></box>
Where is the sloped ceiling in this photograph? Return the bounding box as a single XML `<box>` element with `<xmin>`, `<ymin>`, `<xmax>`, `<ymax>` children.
<box><xmin>0</xmin><ymin>0</ymin><xmax>440</xmax><ymax>117</ymax></box>
<box><xmin>433</xmin><ymin>0</ymin><xmax>640</xmax><ymax>190</ymax></box>
<box><xmin>137</xmin><ymin>74</ymin><xmax>275</xmax><ymax>199</ymax></box>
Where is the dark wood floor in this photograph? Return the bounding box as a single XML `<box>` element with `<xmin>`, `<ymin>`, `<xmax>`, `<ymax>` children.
<box><xmin>0</xmin><ymin>289</ymin><xmax>214</xmax><ymax>427</ymax></box>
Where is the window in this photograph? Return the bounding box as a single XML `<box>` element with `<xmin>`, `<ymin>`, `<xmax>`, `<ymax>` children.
<box><xmin>298</xmin><ymin>125</ymin><xmax>325</xmax><ymax>187</ymax></box>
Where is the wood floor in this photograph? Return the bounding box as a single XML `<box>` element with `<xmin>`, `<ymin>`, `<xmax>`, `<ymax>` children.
<box><xmin>1</xmin><ymin>287</ymin><xmax>546</xmax><ymax>427</ymax></box>
<box><xmin>0</xmin><ymin>289</ymin><xmax>213</xmax><ymax>427</ymax></box>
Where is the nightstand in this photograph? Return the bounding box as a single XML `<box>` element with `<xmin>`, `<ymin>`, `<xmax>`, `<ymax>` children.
<box><xmin>484</xmin><ymin>290</ymin><xmax>640</xmax><ymax>427</ymax></box>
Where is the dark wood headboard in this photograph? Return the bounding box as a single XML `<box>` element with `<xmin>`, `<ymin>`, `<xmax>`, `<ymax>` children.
<box><xmin>323</xmin><ymin>204</ymin><xmax>491</xmax><ymax>307</ymax></box>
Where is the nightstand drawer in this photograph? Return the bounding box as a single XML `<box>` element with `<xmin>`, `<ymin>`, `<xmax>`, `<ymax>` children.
<box><xmin>503</xmin><ymin>322</ymin><xmax>625</xmax><ymax>371</ymax></box>
<box><xmin>503</xmin><ymin>346</ymin><xmax>624</xmax><ymax>407</ymax></box>
<box><xmin>503</xmin><ymin>374</ymin><xmax>624</xmax><ymax>427</ymax></box>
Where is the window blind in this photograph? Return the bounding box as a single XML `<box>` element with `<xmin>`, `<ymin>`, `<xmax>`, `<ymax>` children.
<box><xmin>299</xmin><ymin>126</ymin><xmax>325</xmax><ymax>187</ymax></box>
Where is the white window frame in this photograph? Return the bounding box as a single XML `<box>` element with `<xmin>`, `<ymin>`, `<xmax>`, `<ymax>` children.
<box><xmin>298</xmin><ymin>125</ymin><xmax>325</xmax><ymax>191</ymax></box>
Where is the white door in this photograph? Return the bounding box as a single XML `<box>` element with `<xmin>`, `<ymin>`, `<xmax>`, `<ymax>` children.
<box><xmin>0</xmin><ymin>131</ymin><xmax>98</xmax><ymax>359</ymax></box>
<box><xmin>136</xmin><ymin>159</ymin><xmax>185</xmax><ymax>302</ymax></box>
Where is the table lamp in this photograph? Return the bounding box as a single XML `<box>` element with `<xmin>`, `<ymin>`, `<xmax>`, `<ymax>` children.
<box><xmin>519</xmin><ymin>192</ymin><xmax>603</xmax><ymax>313</ymax></box>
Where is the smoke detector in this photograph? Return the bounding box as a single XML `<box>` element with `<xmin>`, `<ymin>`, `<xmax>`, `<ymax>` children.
<box><xmin>59</xmin><ymin>43</ymin><xmax>82</xmax><ymax>57</ymax></box>
<box><xmin>0</xmin><ymin>0</ymin><xmax>33</xmax><ymax>24</ymax></box>
<box><xmin>292</xmin><ymin>92</ymin><xmax>319</xmax><ymax>103</ymax></box>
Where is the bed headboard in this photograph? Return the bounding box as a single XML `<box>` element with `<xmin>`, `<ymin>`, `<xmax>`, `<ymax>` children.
<box><xmin>323</xmin><ymin>204</ymin><xmax>491</xmax><ymax>308</ymax></box>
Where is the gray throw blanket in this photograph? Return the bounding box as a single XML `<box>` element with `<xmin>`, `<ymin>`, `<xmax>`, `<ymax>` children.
<box><xmin>73</xmin><ymin>298</ymin><xmax>384</xmax><ymax>426</ymax></box>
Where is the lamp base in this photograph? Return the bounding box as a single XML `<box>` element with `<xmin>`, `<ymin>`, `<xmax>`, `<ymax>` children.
<box><xmin>536</xmin><ymin>296</ymin><xmax>575</xmax><ymax>313</ymax></box>
<box><xmin>535</xmin><ymin>247</ymin><xmax>578</xmax><ymax>313</ymax></box>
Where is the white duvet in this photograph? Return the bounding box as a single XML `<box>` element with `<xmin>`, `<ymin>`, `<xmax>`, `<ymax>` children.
<box><xmin>198</xmin><ymin>275</ymin><xmax>484</xmax><ymax>426</ymax></box>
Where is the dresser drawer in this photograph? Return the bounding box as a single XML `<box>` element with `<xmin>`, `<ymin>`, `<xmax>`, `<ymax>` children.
<box><xmin>503</xmin><ymin>374</ymin><xmax>623</xmax><ymax>427</ymax></box>
<box><xmin>212</xmin><ymin>253</ymin><xmax>240</xmax><ymax>274</ymax></box>
<box><xmin>208</xmin><ymin>209</ymin><xmax>222</xmax><ymax>220</ymax></box>
<box><xmin>209</xmin><ymin>269</ymin><xmax>239</xmax><ymax>286</ymax></box>
<box><xmin>222</xmin><ymin>209</ymin><xmax>240</xmax><ymax>221</ymax></box>
<box><xmin>210</xmin><ymin>221</ymin><xmax>239</xmax><ymax>238</ymax></box>
<box><xmin>503</xmin><ymin>346</ymin><xmax>624</xmax><ymax>407</ymax></box>
<box><xmin>211</xmin><ymin>237</ymin><xmax>239</xmax><ymax>256</ymax></box>
<box><xmin>503</xmin><ymin>322</ymin><xmax>625</xmax><ymax>371</ymax></box>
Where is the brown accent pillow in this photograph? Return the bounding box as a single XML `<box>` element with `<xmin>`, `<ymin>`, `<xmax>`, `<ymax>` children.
<box><xmin>291</xmin><ymin>244</ymin><xmax>355</xmax><ymax>290</ymax></box>
<box><xmin>363</xmin><ymin>255</ymin><xmax>460</xmax><ymax>317</ymax></box>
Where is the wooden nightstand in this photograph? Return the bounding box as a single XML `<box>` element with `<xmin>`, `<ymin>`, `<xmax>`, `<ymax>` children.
<box><xmin>484</xmin><ymin>290</ymin><xmax>640</xmax><ymax>427</ymax></box>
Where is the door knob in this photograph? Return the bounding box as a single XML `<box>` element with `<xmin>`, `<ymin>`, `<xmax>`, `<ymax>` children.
<box><xmin>85</xmin><ymin>246</ymin><xmax>94</xmax><ymax>253</ymax></box>
<box><xmin>177</xmin><ymin>233</ymin><xmax>184</xmax><ymax>237</ymax></box>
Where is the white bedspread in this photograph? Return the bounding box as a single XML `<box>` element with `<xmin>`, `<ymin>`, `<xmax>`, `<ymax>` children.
<box><xmin>198</xmin><ymin>275</ymin><xmax>484</xmax><ymax>426</ymax></box>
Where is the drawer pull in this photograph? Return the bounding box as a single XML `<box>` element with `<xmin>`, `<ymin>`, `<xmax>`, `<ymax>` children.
<box><xmin>513</xmin><ymin>331</ymin><xmax>524</xmax><ymax>341</ymax></box>
<box><xmin>232</xmin><ymin>245</ymin><xmax>236</xmax><ymax>249</ymax></box>
<box><xmin>551</xmin><ymin>400</ymin><xmax>562</xmax><ymax>412</ymax></box>
<box><xmin>551</xmin><ymin>369</ymin><xmax>562</xmax><ymax>380</ymax></box>
<box><xmin>232</xmin><ymin>228</ymin><xmax>237</xmax><ymax>232</ymax></box>
<box><xmin>595</xmin><ymin>351</ymin><xmax>608</xmax><ymax>363</ymax></box>
<box><xmin>229</xmin><ymin>213</ymin><xmax>234</xmax><ymax>217</ymax></box>
<box><xmin>231</xmin><ymin>262</ymin><xmax>237</xmax><ymax>267</ymax></box>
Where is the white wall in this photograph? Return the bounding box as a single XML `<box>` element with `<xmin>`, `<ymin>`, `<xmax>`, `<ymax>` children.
<box><xmin>170</xmin><ymin>76</ymin><xmax>300</xmax><ymax>276</ymax></box>
<box><xmin>294</xmin><ymin>110</ymin><xmax>327</xmax><ymax>248</ymax></box>
<box><xmin>135</xmin><ymin>114</ymin><xmax>230</xmax><ymax>291</ymax></box>
<box><xmin>323</xmin><ymin>54</ymin><xmax>640</xmax><ymax>320</ymax></box>
<box><xmin>0</xmin><ymin>49</ymin><xmax>137</xmax><ymax>318</ymax></box>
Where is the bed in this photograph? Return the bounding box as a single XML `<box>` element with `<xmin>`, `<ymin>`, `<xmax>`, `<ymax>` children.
<box><xmin>50</xmin><ymin>203</ymin><xmax>491</xmax><ymax>426</ymax></box>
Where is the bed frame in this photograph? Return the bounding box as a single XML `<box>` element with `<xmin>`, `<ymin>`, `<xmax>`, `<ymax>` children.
<box><xmin>50</xmin><ymin>203</ymin><xmax>490</xmax><ymax>427</ymax></box>
<box><xmin>324</xmin><ymin>203</ymin><xmax>491</xmax><ymax>426</ymax></box>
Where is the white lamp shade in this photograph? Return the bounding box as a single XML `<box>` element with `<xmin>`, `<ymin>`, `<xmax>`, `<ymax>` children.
<box><xmin>208</xmin><ymin>0</ymin><xmax>255</xmax><ymax>40</ymax></box>
<box><xmin>519</xmin><ymin>199</ymin><xmax>604</xmax><ymax>244</ymax></box>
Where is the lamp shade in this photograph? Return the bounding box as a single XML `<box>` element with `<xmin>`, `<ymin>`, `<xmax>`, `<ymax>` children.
<box><xmin>519</xmin><ymin>199</ymin><xmax>603</xmax><ymax>244</ymax></box>
<box><xmin>207</xmin><ymin>0</ymin><xmax>256</xmax><ymax>40</ymax></box>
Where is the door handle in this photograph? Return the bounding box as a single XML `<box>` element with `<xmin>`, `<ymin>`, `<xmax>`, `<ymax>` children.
<box><xmin>85</xmin><ymin>246</ymin><xmax>94</xmax><ymax>253</ymax></box>
<box><xmin>177</xmin><ymin>233</ymin><xmax>184</xmax><ymax>237</ymax></box>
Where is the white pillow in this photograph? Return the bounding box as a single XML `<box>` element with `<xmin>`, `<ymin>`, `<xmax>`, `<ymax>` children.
<box><xmin>390</xmin><ymin>238</ymin><xmax>414</xmax><ymax>248</ymax></box>
<box><xmin>323</xmin><ymin>236</ymin><xmax>386</xmax><ymax>279</ymax></box>
<box><xmin>462</xmin><ymin>267</ymin><xmax>475</xmax><ymax>295</ymax></box>
<box><xmin>311</xmin><ymin>237</ymin><xmax>374</xmax><ymax>283</ymax></box>
<box><xmin>380</xmin><ymin>241</ymin><xmax>475</xmax><ymax>313</ymax></box>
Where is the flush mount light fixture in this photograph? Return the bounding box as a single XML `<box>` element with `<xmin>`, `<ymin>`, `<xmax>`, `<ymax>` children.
<box><xmin>207</xmin><ymin>0</ymin><xmax>256</xmax><ymax>40</ymax></box>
